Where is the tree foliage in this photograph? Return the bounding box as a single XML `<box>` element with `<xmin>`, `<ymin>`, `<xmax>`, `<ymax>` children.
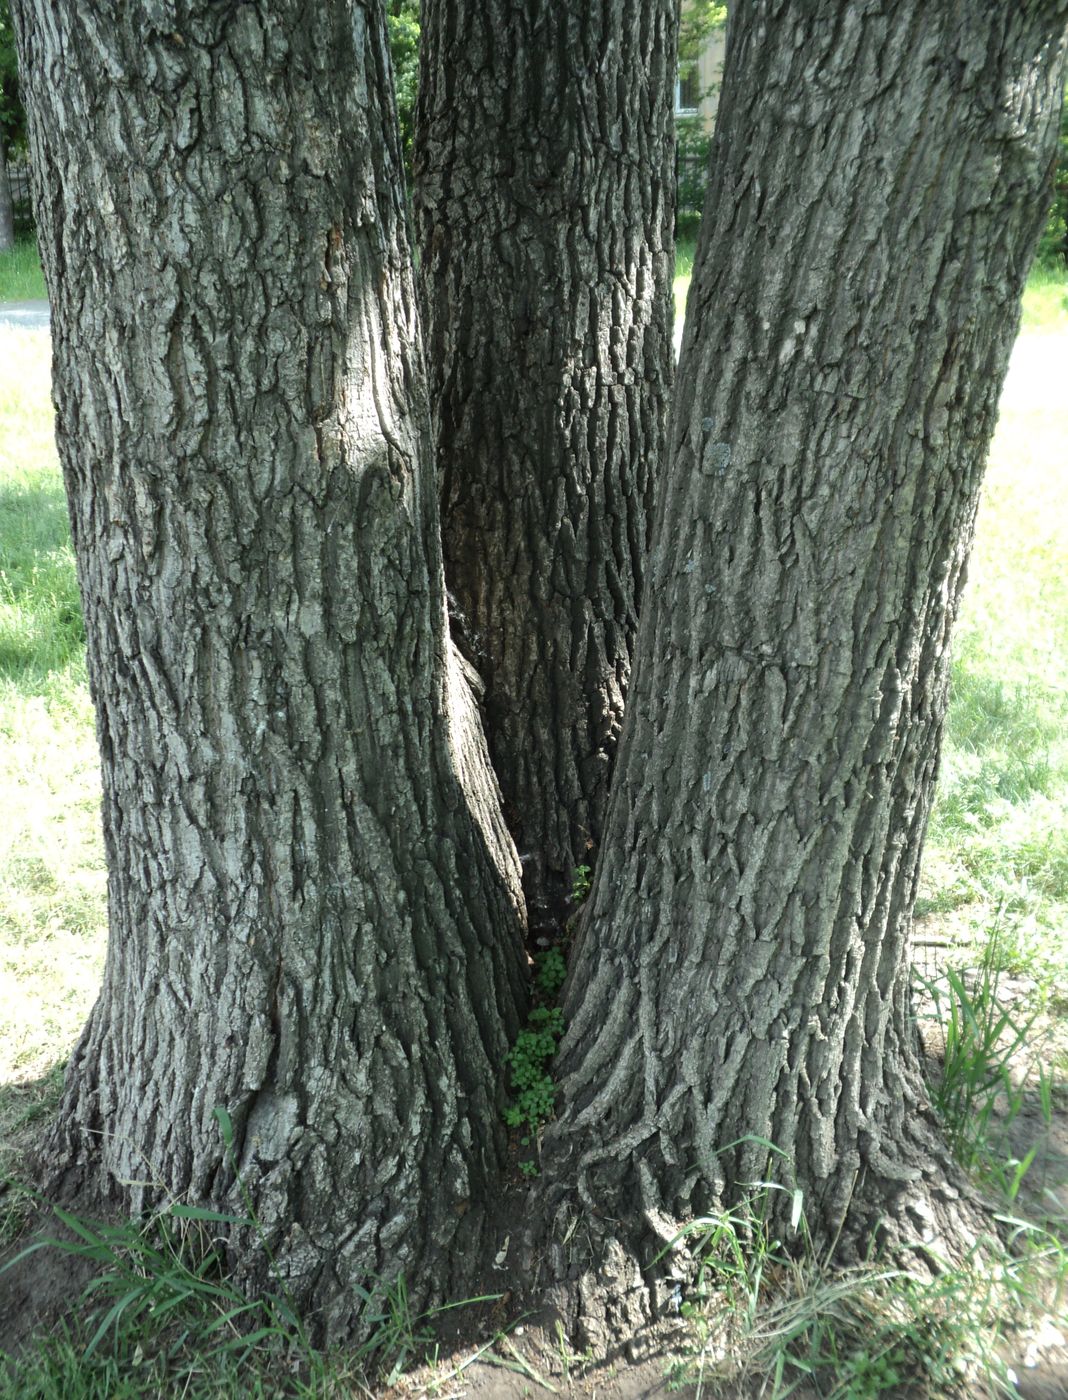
<box><xmin>387</xmin><ymin>0</ymin><xmax>420</xmax><ymax>182</ymax></box>
<box><xmin>675</xmin><ymin>2</ymin><xmax>727</xmax><ymax>216</ymax></box>
<box><xmin>0</xmin><ymin>0</ymin><xmax>22</xmax><ymax>148</ymax></box>
<box><xmin>678</xmin><ymin>0</ymin><xmax>727</xmax><ymax>63</ymax></box>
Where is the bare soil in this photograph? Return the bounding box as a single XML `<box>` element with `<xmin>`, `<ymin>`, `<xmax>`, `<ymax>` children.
<box><xmin>0</xmin><ymin>1195</ymin><xmax>106</xmax><ymax>1356</ymax></box>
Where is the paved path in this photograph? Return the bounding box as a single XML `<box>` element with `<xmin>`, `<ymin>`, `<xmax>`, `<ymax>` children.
<box><xmin>0</xmin><ymin>300</ymin><xmax>50</xmax><ymax>330</ymax></box>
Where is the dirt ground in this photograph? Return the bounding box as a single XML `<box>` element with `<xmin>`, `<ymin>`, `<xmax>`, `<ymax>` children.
<box><xmin>0</xmin><ymin>1199</ymin><xmax>102</xmax><ymax>1357</ymax></box>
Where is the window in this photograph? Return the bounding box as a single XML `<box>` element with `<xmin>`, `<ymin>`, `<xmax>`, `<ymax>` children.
<box><xmin>676</xmin><ymin>62</ymin><xmax>701</xmax><ymax>115</ymax></box>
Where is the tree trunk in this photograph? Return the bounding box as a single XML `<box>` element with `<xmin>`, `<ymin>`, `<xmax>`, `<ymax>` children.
<box><xmin>414</xmin><ymin>0</ymin><xmax>677</xmax><ymax>930</ymax></box>
<box><xmin>539</xmin><ymin>0</ymin><xmax>1068</xmax><ymax>1348</ymax></box>
<box><xmin>0</xmin><ymin>137</ymin><xmax>14</xmax><ymax>252</ymax></box>
<box><xmin>12</xmin><ymin>0</ymin><xmax>527</xmax><ymax>1340</ymax></box>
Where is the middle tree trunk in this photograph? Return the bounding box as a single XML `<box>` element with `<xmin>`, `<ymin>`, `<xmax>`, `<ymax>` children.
<box><xmin>415</xmin><ymin>0</ymin><xmax>678</xmax><ymax>931</ymax></box>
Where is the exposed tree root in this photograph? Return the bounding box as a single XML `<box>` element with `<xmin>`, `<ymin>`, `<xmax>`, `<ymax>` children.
<box><xmin>526</xmin><ymin>1193</ymin><xmax>685</xmax><ymax>1356</ymax></box>
<box><xmin>823</xmin><ymin>1116</ymin><xmax>998</xmax><ymax>1277</ymax></box>
<box><xmin>527</xmin><ymin>1113</ymin><xmax>1000</xmax><ymax>1359</ymax></box>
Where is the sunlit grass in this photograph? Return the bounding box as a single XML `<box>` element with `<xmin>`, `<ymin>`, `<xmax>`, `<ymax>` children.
<box><xmin>1019</xmin><ymin>259</ymin><xmax>1068</xmax><ymax>331</ymax></box>
<box><xmin>0</xmin><ymin>239</ymin><xmax>47</xmax><ymax>302</ymax></box>
<box><xmin>0</xmin><ymin>325</ymin><xmax>104</xmax><ymax>1171</ymax></box>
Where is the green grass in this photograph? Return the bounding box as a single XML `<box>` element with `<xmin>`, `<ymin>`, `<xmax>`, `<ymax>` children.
<box><xmin>0</xmin><ymin>241</ymin><xmax>47</xmax><ymax>303</ymax></box>
<box><xmin>917</xmin><ymin>920</ymin><xmax>1055</xmax><ymax>1201</ymax></box>
<box><xmin>0</xmin><ymin>1194</ymin><xmax>347</xmax><ymax>1398</ymax></box>
<box><xmin>0</xmin><ymin>1183</ymin><xmax>508</xmax><ymax>1398</ymax></box>
<box><xmin>1020</xmin><ymin>259</ymin><xmax>1068</xmax><ymax>331</ymax></box>
<box><xmin>0</xmin><ymin>324</ymin><xmax>104</xmax><ymax>1175</ymax></box>
<box><xmin>661</xmin><ymin>1157</ymin><xmax>1068</xmax><ymax>1400</ymax></box>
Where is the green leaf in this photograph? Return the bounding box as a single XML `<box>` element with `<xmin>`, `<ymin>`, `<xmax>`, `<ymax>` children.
<box><xmin>52</xmin><ymin>1206</ymin><xmax>110</xmax><ymax>1254</ymax></box>
<box><xmin>213</xmin><ymin>1105</ymin><xmax>234</xmax><ymax>1147</ymax></box>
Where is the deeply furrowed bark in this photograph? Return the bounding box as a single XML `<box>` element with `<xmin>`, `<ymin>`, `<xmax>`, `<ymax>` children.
<box><xmin>12</xmin><ymin>0</ymin><xmax>527</xmax><ymax>1340</ymax></box>
<box><xmin>414</xmin><ymin>0</ymin><xmax>677</xmax><ymax>929</ymax></box>
<box><xmin>538</xmin><ymin>0</ymin><xmax>1068</xmax><ymax>1348</ymax></box>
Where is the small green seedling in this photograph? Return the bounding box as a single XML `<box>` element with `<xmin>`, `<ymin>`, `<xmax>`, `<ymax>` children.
<box><xmin>570</xmin><ymin>864</ymin><xmax>592</xmax><ymax>905</ymax></box>
<box><xmin>534</xmin><ymin>946</ymin><xmax>566</xmax><ymax>997</ymax></box>
<box><xmin>503</xmin><ymin>1007</ymin><xmax>564</xmax><ymax>1176</ymax></box>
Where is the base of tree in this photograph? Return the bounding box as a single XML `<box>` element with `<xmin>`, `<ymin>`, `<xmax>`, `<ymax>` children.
<box><xmin>526</xmin><ymin>1114</ymin><xmax>997</xmax><ymax>1359</ymax></box>
<box><xmin>822</xmin><ymin>1124</ymin><xmax>995</xmax><ymax>1278</ymax></box>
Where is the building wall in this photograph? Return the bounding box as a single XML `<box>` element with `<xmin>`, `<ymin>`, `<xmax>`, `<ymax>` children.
<box><xmin>677</xmin><ymin>25</ymin><xmax>726</xmax><ymax>133</ymax></box>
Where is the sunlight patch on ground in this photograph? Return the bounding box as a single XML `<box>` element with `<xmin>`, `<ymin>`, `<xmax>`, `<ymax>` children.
<box><xmin>0</xmin><ymin>326</ymin><xmax>105</xmax><ymax>1162</ymax></box>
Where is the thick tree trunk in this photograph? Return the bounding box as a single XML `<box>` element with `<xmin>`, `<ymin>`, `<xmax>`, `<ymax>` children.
<box><xmin>414</xmin><ymin>0</ymin><xmax>677</xmax><ymax>930</ymax></box>
<box><xmin>12</xmin><ymin>0</ymin><xmax>527</xmax><ymax>1339</ymax></box>
<box><xmin>0</xmin><ymin>138</ymin><xmax>14</xmax><ymax>252</ymax></box>
<box><xmin>539</xmin><ymin>0</ymin><xmax>1068</xmax><ymax>1348</ymax></box>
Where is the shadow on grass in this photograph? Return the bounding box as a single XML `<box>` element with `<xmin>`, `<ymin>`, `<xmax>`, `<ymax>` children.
<box><xmin>0</xmin><ymin>1061</ymin><xmax>66</xmax><ymax>1190</ymax></box>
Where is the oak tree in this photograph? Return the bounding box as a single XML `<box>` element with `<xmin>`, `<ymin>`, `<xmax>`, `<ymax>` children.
<box><xmin>11</xmin><ymin>0</ymin><xmax>1068</xmax><ymax>1353</ymax></box>
<box><xmin>12</xmin><ymin>0</ymin><xmax>527</xmax><ymax>1336</ymax></box>
<box><xmin>539</xmin><ymin>0</ymin><xmax>1068</xmax><ymax>1344</ymax></box>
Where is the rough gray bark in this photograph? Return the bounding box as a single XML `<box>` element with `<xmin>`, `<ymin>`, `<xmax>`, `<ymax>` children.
<box><xmin>0</xmin><ymin>137</ymin><xmax>14</xmax><ymax>252</ymax></box>
<box><xmin>414</xmin><ymin>0</ymin><xmax>677</xmax><ymax>930</ymax></box>
<box><xmin>539</xmin><ymin>0</ymin><xmax>1068</xmax><ymax>1348</ymax></box>
<box><xmin>12</xmin><ymin>0</ymin><xmax>527</xmax><ymax>1340</ymax></box>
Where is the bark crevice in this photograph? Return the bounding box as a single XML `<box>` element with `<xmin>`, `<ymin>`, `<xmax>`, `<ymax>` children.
<box><xmin>414</xmin><ymin>0</ymin><xmax>677</xmax><ymax>930</ymax></box>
